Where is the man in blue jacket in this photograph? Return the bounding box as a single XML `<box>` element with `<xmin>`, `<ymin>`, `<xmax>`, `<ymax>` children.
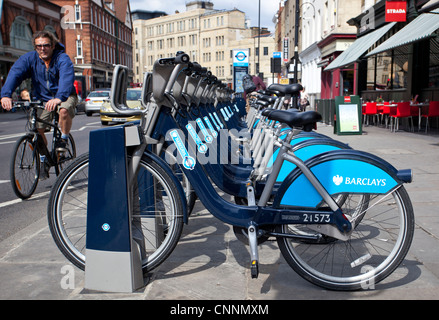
<box><xmin>1</xmin><ymin>31</ymin><xmax>78</xmax><ymax>179</ymax></box>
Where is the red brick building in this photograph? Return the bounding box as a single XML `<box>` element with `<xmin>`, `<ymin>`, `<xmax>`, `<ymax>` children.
<box><xmin>49</xmin><ymin>0</ymin><xmax>133</xmax><ymax>94</ymax></box>
<box><xmin>0</xmin><ymin>0</ymin><xmax>64</xmax><ymax>91</ymax></box>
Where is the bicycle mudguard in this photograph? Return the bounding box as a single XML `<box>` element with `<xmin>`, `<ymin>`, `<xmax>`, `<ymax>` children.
<box><xmin>272</xmin><ymin>138</ymin><xmax>351</xmax><ymax>182</ymax></box>
<box><xmin>262</xmin><ymin>136</ymin><xmax>347</xmax><ymax>181</ymax></box>
<box><xmin>274</xmin><ymin>149</ymin><xmax>412</xmax><ymax>208</ymax></box>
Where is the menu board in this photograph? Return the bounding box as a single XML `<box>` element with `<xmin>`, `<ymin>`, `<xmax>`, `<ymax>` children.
<box><xmin>335</xmin><ymin>96</ymin><xmax>362</xmax><ymax>135</ymax></box>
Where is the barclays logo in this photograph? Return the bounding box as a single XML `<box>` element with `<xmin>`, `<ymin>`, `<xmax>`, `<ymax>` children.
<box><xmin>333</xmin><ymin>175</ymin><xmax>387</xmax><ymax>187</ymax></box>
<box><xmin>333</xmin><ymin>175</ymin><xmax>343</xmax><ymax>186</ymax></box>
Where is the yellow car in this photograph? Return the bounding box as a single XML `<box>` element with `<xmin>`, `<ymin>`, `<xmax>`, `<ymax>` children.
<box><xmin>100</xmin><ymin>88</ymin><xmax>145</xmax><ymax>125</ymax></box>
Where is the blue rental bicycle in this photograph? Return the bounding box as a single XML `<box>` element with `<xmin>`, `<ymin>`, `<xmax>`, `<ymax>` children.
<box><xmin>48</xmin><ymin>53</ymin><xmax>414</xmax><ymax>290</ymax></box>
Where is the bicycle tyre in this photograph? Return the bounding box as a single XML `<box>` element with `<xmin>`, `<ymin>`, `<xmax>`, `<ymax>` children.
<box><xmin>47</xmin><ymin>152</ymin><xmax>184</xmax><ymax>273</ymax></box>
<box><xmin>276</xmin><ymin>186</ymin><xmax>414</xmax><ymax>290</ymax></box>
<box><xmin>10</xmin><ymin>134</ymin><xmax>40</xmax><ymax>199</ymax></box>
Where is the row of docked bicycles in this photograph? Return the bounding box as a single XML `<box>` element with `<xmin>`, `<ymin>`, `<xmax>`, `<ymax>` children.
<box><xmin>47</xmin><ymin>52</ymin><xmax>414</xmax><ymax>291</ymax></box>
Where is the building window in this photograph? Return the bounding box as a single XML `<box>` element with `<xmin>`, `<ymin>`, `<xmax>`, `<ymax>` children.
<box><xmin>75</xmin><ymin>4</ymin><xmax>81</xmax><ymax>21</ymax></box>
<box><xmin>92</xmin><ymin>37</ymin><xmax>95</xmax><ymax>59</ymax></box>
<box><xmin>367</xmin><ymin>47</ymin><xmax>409</xmax><ymax>90</ymax></box>
<box><xmin>10</xmin><ymin>16</ymin><xmax>33</xmax><ymax>51</ymax></box>
<box><xmin>76</xmin><ymin>39</ymin><xmax>83</xmax><ymax>57</ymax></box>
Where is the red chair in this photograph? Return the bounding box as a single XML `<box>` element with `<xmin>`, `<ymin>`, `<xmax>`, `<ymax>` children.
<box><xmin>410</xmin><ymin>104</ymin><xmax>420</xmax><ymax>130</ymax></box>
<box><xmin>390</xmin><ymin>102</ymin><xmax>413</xmax><ymax>132</ymax></box>
<box><xmin>362</xmin><ymin>102</ymin><xmax>378</xmax><ymax>125</ymax></box>
<box><xmin>381</xmin><ymin>101</ymin><xmax>391</xmax><ymax>128</ymax></box>
<box><xmin>421</xmin><ymin>101</ymin><xmax>439</xmax><ymax>133</ymax></box>
<box><xmin>410</xmin><ymin>105</ymin><xmax>419</xmax><ymax>117</ymax></box>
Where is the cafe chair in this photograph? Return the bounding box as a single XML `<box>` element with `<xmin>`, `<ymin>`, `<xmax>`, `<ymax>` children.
<box><xmin>362</xmin><ymin>102</ymin><xmax>379</xmax><ymax>126</ymax></box>
<box><xmin>421</xmin><ymin>101</ymin><xmax>439</xmax><ymax>133</ymax></box>
<box><xmin>390</xmin><ymin>101</ymin><xmax>414</xmax><ymax>132</ymax></box>
<box><xmin>410</xmin><ymin>104</ymin><xmax>419</xmax><ymax>118</ymax></box>
<box><xmin>381</xmin><ymin>101</ymin><xmax>391</xmax><ymax>128</ymax></box>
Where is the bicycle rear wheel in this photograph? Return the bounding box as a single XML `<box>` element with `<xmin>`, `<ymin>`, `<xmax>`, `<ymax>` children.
<box><xmin>276</xmin><ymin>187</ymin><xmax>414</xmax><ymax>291</ymax></box>
<box><xmin>54</xmin><ymin>133</ymin><xmax>76</xmax><ymax>174</ymax></box>
<box><xmin>10</xmin><ymin>135</ymin><xmax>40</xmax><ymax>199</ymax></box>
<box><xmin>47</xmin><ymin>152</ymin><xmax>184</xmax><ymax>273</ymax></box>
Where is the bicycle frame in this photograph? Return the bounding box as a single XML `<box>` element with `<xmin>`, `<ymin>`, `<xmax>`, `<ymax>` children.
<box><xmin>26</xmin><ymin>104</ymin><xmax>63</xmax><ymax>167</ymax></box>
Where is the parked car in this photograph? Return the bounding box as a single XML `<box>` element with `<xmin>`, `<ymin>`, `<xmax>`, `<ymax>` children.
<box><xmin>99</xmin><ymin>88</ymin><xmax>145</xmax><ymax>125</ymax></box>
<box><xmin>85</xmin><ymin>90</ymin><xmax>110</xmax><ymax>116</ymax></box>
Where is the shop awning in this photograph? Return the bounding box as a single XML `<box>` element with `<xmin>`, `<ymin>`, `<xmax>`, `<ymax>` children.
<box><xmin>366</xmin><ymin>9</ymin><xmax>439</xmax><ymax>57</ymax></box>
<box><xmin>325</xmin><ymin>22</ymin><xmax>396</xmax><ymax>71</ymax></box>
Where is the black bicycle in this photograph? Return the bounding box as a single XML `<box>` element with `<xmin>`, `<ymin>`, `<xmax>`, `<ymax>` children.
<box><xmin>10</xmin><ymin>100</ymin><xmax>76</xmax><ymax>199</ymax></box>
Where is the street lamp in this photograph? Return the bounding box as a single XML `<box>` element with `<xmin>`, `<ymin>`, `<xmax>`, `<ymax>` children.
<box><xmin>292</xmin><ymin>1</ymin><xmax>316</xmax><ymax>107</ymax></box>
<box><xmin>291</xmin><ymin>0</ymin><xmax>300</xmax><ymax>108</ymax></box>
<box><xmin>293</xmin><ymin>1</ymin><xmax>316</xmax><ymax>82</ymax></box>
<box><xmin>258</xmin><ymin>0</ymin><xmax>261</xmax><ymax>75</ymax></box>
<box><xmin>293</xmin><ymin>0</ymin><xmax>300</xmax><ymax>83</ymax></box>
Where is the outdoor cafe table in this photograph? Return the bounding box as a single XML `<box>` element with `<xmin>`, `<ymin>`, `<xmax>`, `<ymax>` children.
<box><xmin>411</xmin><ymin>102</ymin><xmax>430</xmax><ymax>131</ymax></box>
<box><xmin>362</xmin><ymin>102</ymin><xmax>429</xmax><ymax>131</ymax></box>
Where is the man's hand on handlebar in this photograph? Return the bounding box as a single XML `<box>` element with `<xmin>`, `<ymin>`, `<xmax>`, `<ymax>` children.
<box><xmin>45</xmin><ymin>98</ymin><xmax>62</xmax><ymax>111</ymax></box>
<box><xmin>1</xmin><ymin>97</ymin><xmax>13</xmax><ymax>111</ymax></box>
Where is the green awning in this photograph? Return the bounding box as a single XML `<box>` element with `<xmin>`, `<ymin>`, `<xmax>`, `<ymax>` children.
<box><xmin>366</xmin><ymin>9</ymin><xmax>439</xmax><ymax>57</ymax></box>
<box><xmin>325</xmin><ymin>22</ymin><xmax>396</xmax><ymax>70</ymax></box>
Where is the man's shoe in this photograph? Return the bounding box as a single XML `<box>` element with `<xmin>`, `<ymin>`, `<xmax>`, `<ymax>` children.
<box><xmin>40</xmin><ymin>161</ymin><xmax>50</xmax><ymax>180</ymax></box>
<box><xmin>56</xmin><ymin>138</ymin><xmax>69</xmax><ymax>152</ymax></box>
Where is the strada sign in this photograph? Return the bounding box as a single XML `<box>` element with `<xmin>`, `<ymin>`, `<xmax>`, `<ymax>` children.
<box><xmin>385</xmin><ymin>1</ymin><xmax>407</xmax><ymax>22</ymax></box>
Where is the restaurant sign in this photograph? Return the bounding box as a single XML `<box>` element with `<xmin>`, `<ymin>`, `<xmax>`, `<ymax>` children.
<box><xmin>385</xmin><ymin>1</ymin><xmax>407</xmax><ymax>22</ymax></box>
<box><xmin>335</xmin><ymin>96</ymin><xmax>362</xmax><ymax>135</ymax></box>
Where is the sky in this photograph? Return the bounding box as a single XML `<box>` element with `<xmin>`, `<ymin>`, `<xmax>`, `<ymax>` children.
<box><xmin>129</xmin><ymin>0</ymin><xmax>280</xmax><ymax>31</ymax></box>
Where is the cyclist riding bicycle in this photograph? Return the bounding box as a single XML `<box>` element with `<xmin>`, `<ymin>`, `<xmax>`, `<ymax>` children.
<box><xmin>0</xmin><ymin>30</ymin><xmax>78</xmax><ymax>179</ymax></box>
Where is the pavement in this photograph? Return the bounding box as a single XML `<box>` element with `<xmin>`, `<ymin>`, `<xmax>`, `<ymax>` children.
<box><xmin>1</xmin><ymin>122</ymin><xmax>439</xmax><ymax>300</ymax></box>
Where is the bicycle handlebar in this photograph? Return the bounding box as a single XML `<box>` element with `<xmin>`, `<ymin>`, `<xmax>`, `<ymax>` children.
<box><xmin>110</xmin><ymin>65</ymin><xmax>145</xmax><ymax>117</ymax></box>
<box><xmin>13</xmin><ymin>100</ymin><xmax>44</xmax><ymax>108</ymax></box>
<box><xmin>158</xmin><ymin>51</ymin><xmax>190</xmax><ymax>66</ymax></box>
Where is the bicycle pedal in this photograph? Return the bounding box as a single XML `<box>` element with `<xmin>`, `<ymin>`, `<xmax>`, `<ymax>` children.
<box><xmin>250</xmin><ymin>260</ymin><xmax>259</xmax><ymax>279</ymax></box>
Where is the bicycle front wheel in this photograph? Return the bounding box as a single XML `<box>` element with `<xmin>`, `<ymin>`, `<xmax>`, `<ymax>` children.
<box><xmin>47</xmin><ymin>152</ymin><xmax>184</xmax><ymax>273</ymax></box>
<box><xmin>10</xmin><ymin>135</ymin><xmax>40</xmax><ymax>199</ymax></box>
<box><xmin>276</xmin><ymin>187</ymin><xmax>414</xmax><ymax>291</ymax></box>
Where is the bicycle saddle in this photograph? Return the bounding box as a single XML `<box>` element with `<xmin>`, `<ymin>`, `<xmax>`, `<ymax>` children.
<box><xmin>255</xmin><ymin>100</ymin><xmax>270</xmax><ymax>107</ymax></box>
<box><xmin>258</xmin><ymin>95</ymin><xmax>278</xmax><ymax>104</ymax></box>
<box><xmin>265</xmin><ymin>109</ymin><xmax>322</xmax><ymax>130</ymax></box>
<box><xmin>267</xmin><ymin>83</ymin><xmax>303</xmax><ymax>96</ymax></box>
<box><xmin>261</xmin><ymin>108</ymin><xmax>299</xmax><ymax>117</ymax></box>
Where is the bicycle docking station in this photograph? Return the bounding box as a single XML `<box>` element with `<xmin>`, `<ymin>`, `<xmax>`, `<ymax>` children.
<box><xmin>84</xmin><ymin>124</ymin><xmax>145</xmax><ymax>293</ymax></box>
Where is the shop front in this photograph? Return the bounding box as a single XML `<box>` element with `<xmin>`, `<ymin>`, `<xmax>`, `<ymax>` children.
<box><xmin>324</xmin><ymin>21</ymin><xmax>398</xmax><ymax>98</ymax></box>
<box><xmin>318</xmin><ymin>34</ymin><xmax>357</xmax><ymax>99</ymax></box>
<box><xmin>364</xmin><ymin>8</ymin><xmax>439</xmax><ymax>103</ymax></box>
